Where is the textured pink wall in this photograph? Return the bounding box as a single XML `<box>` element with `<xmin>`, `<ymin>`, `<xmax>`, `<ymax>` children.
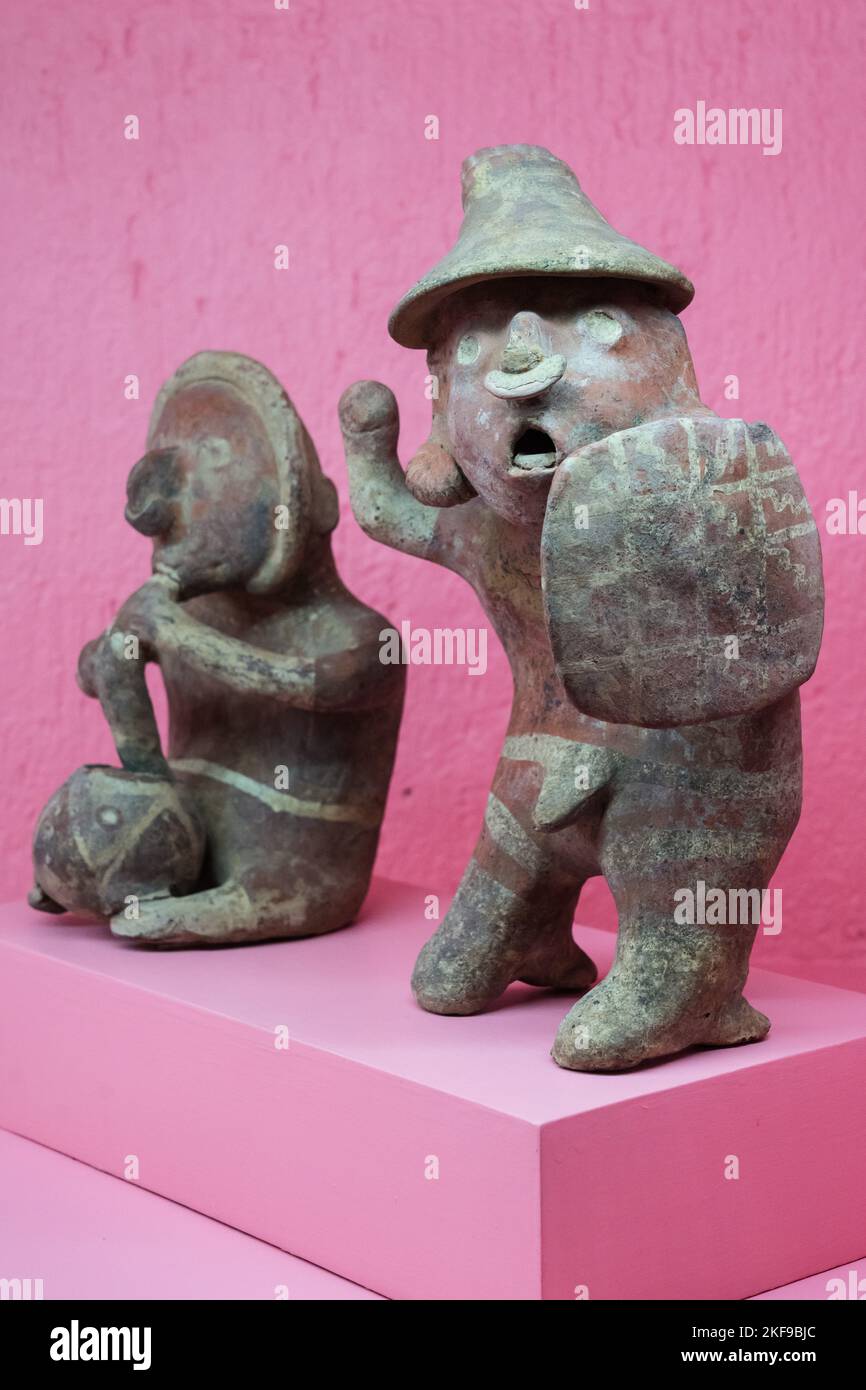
<box><xmin>1</xmin><ymin>0</ymin><xmax>863</xmax><ymax>969</ymax></box>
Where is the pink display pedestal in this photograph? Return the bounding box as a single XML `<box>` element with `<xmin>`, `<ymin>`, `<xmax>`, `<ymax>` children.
<box><xmin>0</xmin><ymin>1129</ymin><xmax>380</xmax><ymax>1301</ymax></box>
<box><xmin>1</xmin><ymin>880</ymin><xmax>864</xmax><ymax>1301</ymax></box>
<box><xmin>0</xmin><ymin>1128</ymin><xmax>860</xmax><ymax>1302</ymax></box>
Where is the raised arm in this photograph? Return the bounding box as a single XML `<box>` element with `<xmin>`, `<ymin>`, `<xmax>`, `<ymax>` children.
<box><xmin>339</xmin><ymin>380</ymin><xmax>472</xmax><ymax>567</ymax></box>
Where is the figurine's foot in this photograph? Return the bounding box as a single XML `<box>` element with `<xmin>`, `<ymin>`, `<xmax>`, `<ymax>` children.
<box><xmin>414</xmin><ymin>929</ymin><xmax>597</xmax><ymax>1016</ymax></box>
<box><xmin>699</xmin><ymin>994</ymin><xmax>771</xmax><ymax>1048</ymax></box>
<box><xmin>110</xmin><ymin>882</ymin><xmax>254</xmax><ymax>946</ymax></box>
<box><xmin>518</xmin><ymin>934</ymin><xmax>597</xmax><ymax>992</ymax></box>
<box><xmin>110</xmin><ymin>880</ymin><xmax>359</xmax><ymax>946</ymax></box>
<box><xmin>412</xmin><ymin>930</ymin><xmax>508</xmax><ymax>1015</ymax></box>
<box><xmin>552</xmin><ymin>975</ymin><xmax>769</xmax><ymax>1073</ymax></box>
<box><xmin>28</xmin><ymin>885</ymin><xmax>66</xmax><ymax>914</ymax></box>
<box><xmin>412</xmin><ymin>862</ymin><xmax>595</xmax><ymax>1015</ymax></box>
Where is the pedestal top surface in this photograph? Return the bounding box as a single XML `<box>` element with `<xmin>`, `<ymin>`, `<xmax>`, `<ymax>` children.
<box><xmin>2</xmin><ymin>879</ymin><xmax>865</xmax><ymax>1125</ymax></box>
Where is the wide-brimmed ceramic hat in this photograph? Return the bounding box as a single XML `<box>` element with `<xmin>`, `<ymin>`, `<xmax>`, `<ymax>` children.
<box><xmin>388</xmin><ymin>145</ymin><xmax>694</xmax><ymax>348</ymax></box>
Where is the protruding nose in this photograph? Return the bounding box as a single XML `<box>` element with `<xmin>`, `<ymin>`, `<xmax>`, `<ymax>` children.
<box><xmin>484</xmin><ymin>312</ymin><xmax>565</xmax><ymax>401</ymax></box>
<box><xmin>125</xmin><ymin>447</ymin><xmax>182</xmax><ymax>537</ymax></box>
<box><xmin>499</xmin><ymin>312</ymin><xmax>546</xmax><ymax>373</ymax></box>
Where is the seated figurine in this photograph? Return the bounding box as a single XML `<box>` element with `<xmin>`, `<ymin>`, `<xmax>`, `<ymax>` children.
<box><xmin>30</xmin><ymin>351</ymin><xmax>404</xmax><ymax>945</ymax></box>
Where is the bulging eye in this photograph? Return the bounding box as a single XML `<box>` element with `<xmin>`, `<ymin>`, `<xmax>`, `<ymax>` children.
<box><xmin>457</xmin><ymin>334</ymin><xmax>481</xmax><ymax>365</ymax></box>
<box><xmin>582</xmin><ymin>310</ymin><xmax>624</xmax><ymax>346</ymax></box>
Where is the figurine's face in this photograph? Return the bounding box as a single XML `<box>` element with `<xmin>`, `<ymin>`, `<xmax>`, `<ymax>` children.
<box><xmin>429</xmin><ymin>279</ymin><xmax>703</xmax><ymax>525</ymax></box>
<box><xmin>125</xmin><ymin>382</ymin><xmax>283</xmax><ymax>598</ymax></box>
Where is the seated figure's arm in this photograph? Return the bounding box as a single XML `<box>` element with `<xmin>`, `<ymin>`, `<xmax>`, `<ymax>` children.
<box><xmin>113</xmin><ymin>581</ymin><xmax>399</xmax><ymax>712</ymax></box>
<box><xmin>77</xmin><ymin>629</ymin><xmax>168</xmax><ymax>776</ymax></box>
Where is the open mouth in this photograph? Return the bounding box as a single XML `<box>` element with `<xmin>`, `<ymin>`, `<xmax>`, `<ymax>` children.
<box><xmin>510</xmin><ymin>427</ymin><xmax>559</xmax><ymax>473</ymax></box>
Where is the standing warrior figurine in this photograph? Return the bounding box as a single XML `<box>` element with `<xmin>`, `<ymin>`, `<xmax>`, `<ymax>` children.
<box><xmin>340</xmin><ymin>145</ymin><xmax>823</xmax><ymax>1071</ymax></box>
<box><xmin>31</xmin><ymin>351</ymin><xmax>404</xmax><ymax>945</ymax></box>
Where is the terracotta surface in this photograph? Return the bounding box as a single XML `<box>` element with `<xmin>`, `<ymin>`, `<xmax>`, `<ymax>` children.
<box><xmin>343</xmin><ymin>146</ymin><xmax>823</xmax><ymax>1070</ymax></box>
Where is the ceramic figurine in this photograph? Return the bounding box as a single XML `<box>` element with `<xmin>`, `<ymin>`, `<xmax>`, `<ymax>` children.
<box><xmin>340</xmin><ymin>145</ymin><xmax>823</xmax><ymax>1070</ymax></box>
<box><xmin>30</xmin><ymin>351</ymin><xmax>404</xmax><ymax>945</ymax></box>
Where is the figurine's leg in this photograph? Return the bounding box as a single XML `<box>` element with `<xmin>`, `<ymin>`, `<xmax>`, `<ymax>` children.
<box><xmin>517</xmin><ymin>882</ymin><xmax>598</xmax><ymax>991</ymax></box>
<box><xmin>412</xmin><ymin>779</ymin><xmax>598</xmax><ymax>1014</ymax></box>
<box><xmin>552</xmin><ymin>784</ymin><xmax>785</xmax><ymax>1072</ymax></box>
